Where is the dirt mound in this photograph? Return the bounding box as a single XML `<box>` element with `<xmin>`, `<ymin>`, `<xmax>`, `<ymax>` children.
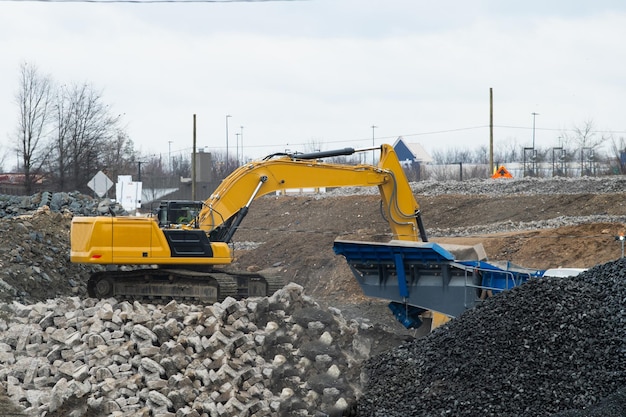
<box><xmin>0</xmin><ymin>207</ymin><xmax>91</xmax><ymax>304</ymax></box>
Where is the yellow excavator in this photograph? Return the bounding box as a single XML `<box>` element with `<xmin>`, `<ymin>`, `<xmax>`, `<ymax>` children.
<box><xmin>71</xmin><ymin>144</ymin><xmax>430</xmax><ymax>303</ymax></box>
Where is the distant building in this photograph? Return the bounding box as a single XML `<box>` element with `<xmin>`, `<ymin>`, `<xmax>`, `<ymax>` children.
<box><xmin>0</xmin><ymin>173</ymin><xmax>45</xmax><ymax>195</ymax></box>
<box><xmin>392</xmin><ymin>137</ymin><xmax>433</xmax><ymax>165</ymax></box>
<box><xmin>392</xmin><ymin>137</ymin><xmax>432</xmax><ymax>181</ymax></box>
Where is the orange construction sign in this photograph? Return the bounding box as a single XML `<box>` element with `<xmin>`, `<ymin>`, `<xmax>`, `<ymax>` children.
<box><xmin>492</xmin><ymin>165</ymin><xmax>513</xmax><ymax>179</ymax></box>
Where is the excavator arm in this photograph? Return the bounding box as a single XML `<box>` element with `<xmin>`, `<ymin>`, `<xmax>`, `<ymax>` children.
<box><xmin>196</xmin><ymin>144</ymin><xmax>427</xmax><ymax>244</ymax></box>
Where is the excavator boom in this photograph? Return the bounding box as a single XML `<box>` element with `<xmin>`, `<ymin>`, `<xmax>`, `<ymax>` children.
<box><xmin>198</xmin><ymin>144</ymin><xmax>426</xmax><ymax>243</ymax></box>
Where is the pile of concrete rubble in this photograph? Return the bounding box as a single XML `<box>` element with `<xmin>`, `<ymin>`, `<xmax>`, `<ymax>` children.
<box><xmin>0</xmin><ymin>283</ymin><xmax>370</xmax><ymax>416</ymax></box>
<box><xmin>0</xmin><ymin>191</ymin><xmax>103</xmax><ymax>218</ymax></box>
<box><xmin>358</xmin><ymin>258</ymin><xmax>626</xmax><ymax>417</ymax></box>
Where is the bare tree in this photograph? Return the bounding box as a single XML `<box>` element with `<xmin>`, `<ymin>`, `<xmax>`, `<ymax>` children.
<box><xmin>557</xmin><ymin>120</ymin><xmax>609</xmax><ymax>176</ymax></box>
<box><xmin>609</xmin><ymin>136</ymin><xmax>626</xmax><ymax>174</ymax></box>
<box><xmin>99</xmin><ymin>130</ymin><xmax>137</xmax><ymax>180</ymax></box>
<box><xmin>13</xmin><ymin>62</ymin><xmax>52</xmax><ymax>193</ymax></box>
<box><xmin>52</xmin><ymin>83</ymin><xmax>121</xmax><ymax>191</ymax></box>
<box><xmin>432</xmin><ymin>147</ymin><xmax>473</xmax><ymax>164</ymax></box>
<box><xmin>493</xmin><ymin>137</ymin><xmax>520</xmax><ymax>165</ymax></box>
<box><xmin>172</xmin><ymin>153</ymin><xmax>191</xmax><ymax>178</ymax></box>
<box><xmin>473</xmin><ymin>145</ymin><xmax>489</xmax><ymax>164</ymax></box>
<box><xmin>563</xmin><ymin>119</ymin><xmax>608</xmax><ymax>151</ymax></box>
<box><xmin>47</xmin><ymin>85</ymin><xmax>72</xmax><ymax>190</ymax></box>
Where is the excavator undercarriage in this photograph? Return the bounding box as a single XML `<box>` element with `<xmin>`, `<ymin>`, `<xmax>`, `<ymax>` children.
<box><xmin>87</xmin><ymin>267</ymin><xmax>284</xmax><ymax>303</ymax></box>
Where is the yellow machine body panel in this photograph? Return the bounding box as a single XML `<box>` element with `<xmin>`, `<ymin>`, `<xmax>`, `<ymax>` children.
<box><xmin>70</xmin><ymin>216</ymin><xmax>233</xmax><ymax>265</ymax></box>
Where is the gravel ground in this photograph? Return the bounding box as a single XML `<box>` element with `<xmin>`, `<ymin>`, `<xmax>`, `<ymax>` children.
<box><xmin>428</xmin><ymin>213</ymin><xmax>626</xmax><ymax>237</ymax></box>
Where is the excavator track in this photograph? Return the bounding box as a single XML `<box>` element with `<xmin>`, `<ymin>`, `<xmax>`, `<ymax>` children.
<box><xmin>231</xmin><ymin>268</ymin><xmax>285</xmax><ymax>298</ymax></box>
<box><xmin>87</xmin><ymin>268</ymin><xmax>284</xmax><ymax>304</ymax></box>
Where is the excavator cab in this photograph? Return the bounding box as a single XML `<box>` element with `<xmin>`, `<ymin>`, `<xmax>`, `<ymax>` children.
<box><xmin>156</xmin><ymin>200</ymin><xmax>203</xmax><ymax>227</ymax></box>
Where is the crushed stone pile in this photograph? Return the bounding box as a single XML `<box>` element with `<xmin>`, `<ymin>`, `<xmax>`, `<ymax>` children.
<box><xmin>410</xmin><ymin>176</ymin><xmax>626</xmax><ymax>196</ymax></box>
<box><xmin>358</xmin><ymin>258</ymin><xmax>626</xmax><ymax>417</ymax></box>
<box><xmin>324</xmin><ymin>176</ymin><xmax>626</xmax><ymax>198</ymax></box>
<box><xmin>426</xmin><ymin>213</ymin><xmax>626</xmax><ymax>238</ymax></box>
<box><xmin>0</xmin><ymin>283</ymin><xmax>375</xmax><ymax>417</ymax></box>
<box><xmin>0</xmin><ymin>191</ymin><xmax>104</xmax><ymax>219</ymax></box>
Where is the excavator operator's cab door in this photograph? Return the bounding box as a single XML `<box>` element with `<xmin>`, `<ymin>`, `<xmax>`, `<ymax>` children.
<box><xmin>157</xmin><ymin>200</ymin><xmax>203</xmax><ymax>227</ymax></box>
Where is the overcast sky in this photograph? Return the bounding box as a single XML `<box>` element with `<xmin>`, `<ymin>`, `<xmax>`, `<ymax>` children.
<box><xmin>1</xmin><ymin>0</ymin><xmax>626</xmax><ymax>169</ymax></box>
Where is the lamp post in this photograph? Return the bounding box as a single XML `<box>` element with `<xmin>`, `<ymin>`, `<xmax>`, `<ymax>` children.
<box><xmin>168</xmin><ymin>140</ymin><xmax>173</xmax><ymax>172</ymax></box>
<box><xmin>531</xmin><ymin>112</ymin><xmax>539</xmax><ymax>149</ymax></box>
<box><xmin>236</xmin><ymin>133</ymin><xmax>240</xmax><ymax>168</ymax></box>
<box><xmin>240</xmin><ymin>126</ymin><xmax>244</xmax><ymax>165</ymax></box>
<box><xmin>226</xmin><ymin>115</ymin><xmax>232</xmax><ymax>172</ymax></box>
<box><xmin>371</xmin><ymin>125</ymin><xmax>377</xmax><ymax>165</ymax></box>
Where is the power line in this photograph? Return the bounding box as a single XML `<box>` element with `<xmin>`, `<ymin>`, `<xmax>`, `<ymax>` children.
<box><xmin>240</xmin><ymin>123</ymin><xmax>626</xmax><ymax>153</ymax></box>
<box><xmin>1</xmin><ymin>0</ymin><xmax>303</xmax><ymax>3</ymax></box>
<box><xmin>495</xmin><ymin>125</ymin><xmax>626</xmax><ymax>135</ymax></box>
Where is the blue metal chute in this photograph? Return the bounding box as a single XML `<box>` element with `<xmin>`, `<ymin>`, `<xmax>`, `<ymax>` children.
<box><xmin>333</xmin><ymin>239</ymin><xmax>547</xmax><ymax>323</ymax></box>
<box><xmin>388</xmin><ymin>302</ymin><xmax>427</xmax><ymax>329</ymax></box>
<box><xmin>333</xmin><ymin>239</ymin><xmax>480</xmax><ymax>318</ymax></box>
<box><xmin>333</xmin><ymin>239</ymin><xmax>455</xmax><ymax>263</ymax></box>
<box><xmin>456</xmin><ymin>260</ymin><xmax>544</xmax><ymax>294</ymax></box>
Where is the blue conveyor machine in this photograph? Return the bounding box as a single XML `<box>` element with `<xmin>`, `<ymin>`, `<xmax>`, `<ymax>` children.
<box><xmin>333</xmin><ymin>239</ymin><xmax>545</xmax><ymax>328</ymax></box>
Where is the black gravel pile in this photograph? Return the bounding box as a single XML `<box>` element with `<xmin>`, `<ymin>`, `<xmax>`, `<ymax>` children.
<box><xmin>358</xmin><ymin>258</ymin><xmax>626</xmax><ymax>417</ymax></box>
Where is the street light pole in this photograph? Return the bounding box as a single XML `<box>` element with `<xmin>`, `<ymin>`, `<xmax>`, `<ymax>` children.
<box><xmin>531</xmin><ymin>112</ymin><xmax>539</xmax><ymax>149</ymax></box>
<box><xmin>371</xmin><ymin>125</ymin><xmax>377</xmax><ymax>165</ymax></box>
<box><xmin>226</xmin><ymin>115</ymin><xmax>232</xmax><ymax>172</ymax></box>
<box><xmin>240</xmin><ymin>126</ymin><xmax>244</xmax><ymax>165</ymax></box>
<box><xmin>236</xmin><ymin>133</ymin><xmax>240</xmax><ymax>168</ymax></box>
<box><xmin>168</xmin><ymin>140</ymin><xmax>173</xmax><ymax>172</ymax></box>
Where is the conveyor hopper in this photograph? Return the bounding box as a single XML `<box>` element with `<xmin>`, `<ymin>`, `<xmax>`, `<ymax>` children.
<box><xmin>333</xmin><ymin>239</ymin><xmax>545</xmax><ymax>327</ymax></box>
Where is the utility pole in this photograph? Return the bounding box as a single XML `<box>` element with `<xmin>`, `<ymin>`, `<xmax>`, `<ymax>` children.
<box><xmin>168</xmin><ymin>140</ymin><xmax>173</xmax><ymax>172</ymax></box>
<box><xmin>489</xmin><ymin>88</ymin><xmax>494</xmax><ymax>174</ymax></box>
<box><xmin>225</xmin><ymin>115</ymin><xmax>232</xmax><ymax>173</ymax></box>
<box><xmin>236</xmin><ymin>133</ymin><xmax>240</xmax><ymax>168</ymax></box>
<box><xmin>532</xmin><ymin>112</ymin><xmax>539</xmax><ymax>149</ymax></box>
<box><xmin>192</xmin><ymin>114</ymin><xmax>197</xmax><ymax>200</ymax></box>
